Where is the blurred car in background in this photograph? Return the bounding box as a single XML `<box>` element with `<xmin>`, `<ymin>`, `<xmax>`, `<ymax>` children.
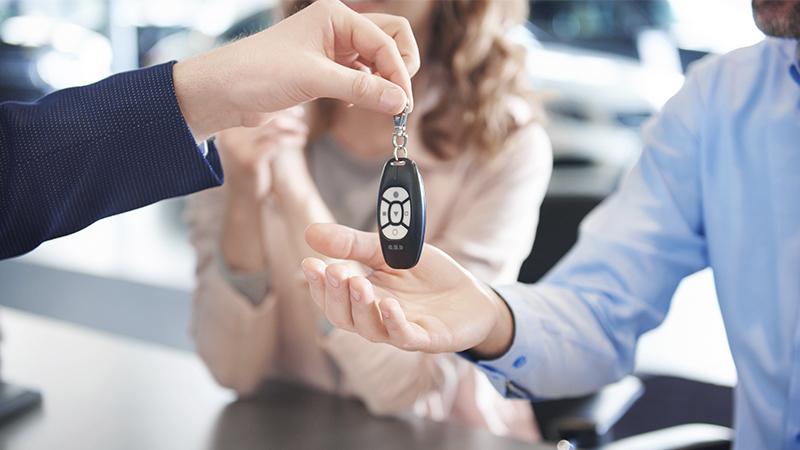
<box><xmin>512</xmin><ymin>24</ymin><xmax>684</xmax><ymax>197</ymax></box>
<box><xmin>523</xmin><ymin>0</ymin><xmax>685</xmax><ymax>197</ymax></box>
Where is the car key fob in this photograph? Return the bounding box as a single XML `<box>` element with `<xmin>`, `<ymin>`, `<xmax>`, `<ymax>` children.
<box><xmin>377</xmin><ymin>157</ymin><xmax>426</xmax><ymax>269</ymax></box>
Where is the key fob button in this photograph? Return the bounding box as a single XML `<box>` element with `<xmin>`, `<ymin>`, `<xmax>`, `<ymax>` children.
<box><xmin>402</xmin><ymin>199</ymin><xmax>411</xmax><ymax>227</ymax></box>
<box><xmin>382</xmin><ymin>225</ymin><xmax>408</xmax><ymax>240</ymax></box>
<box><xmin>390</xmin><ymin>203</ymin><xmax>403</xmax><ymax>224</ymax></box>
<box><xmin>382</xmin><ymin>187</ymin><xmax>409</xmax><ymax>203</ymax></box>
<box><xmin>379</xmin><ymin>200</ymin><xmax>390</xmax><ymax>227</ymax></box>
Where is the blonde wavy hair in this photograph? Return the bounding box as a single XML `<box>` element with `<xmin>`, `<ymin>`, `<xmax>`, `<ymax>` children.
<box><xmin>282</xmin><ymin>0</ymin><xmax>542</xmax><ymax>160</ymax></box>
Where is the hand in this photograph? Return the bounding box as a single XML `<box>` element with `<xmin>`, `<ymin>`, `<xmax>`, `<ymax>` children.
<box><xmin>300</xmin><ymin>223</ymin><xmax>515</xmax><ymax>358</ymax></box>
<box><xmin>174</xmin><ymin>0</ymin><xmax>419</xmax><ymax>141</ymax></box>
<box><xmin>217</xmin><ymin>108</ymin><xmax>308</xmax><ymax>200</ymax></box>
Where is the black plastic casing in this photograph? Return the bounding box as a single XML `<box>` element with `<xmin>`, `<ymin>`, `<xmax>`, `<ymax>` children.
<box><xmin>377</xmin><ymin>158</ymin><xmax>426</xmax><ymax>269</ymax></box>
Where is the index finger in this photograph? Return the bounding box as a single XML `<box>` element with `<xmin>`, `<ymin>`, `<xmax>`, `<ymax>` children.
<box><xmin>362</xmin><ymin>13</ymin><xmax>420</xmax><ymax>103</ymax></box>
<box><xmin>305</xmin><ymin>223</ymin><xmax>388</xmax><ymax>270</ymax></box>
<box><xmin>330</xmin><ymin>7</ymin><xmax>416</xmax><ymax>110</ymax></box>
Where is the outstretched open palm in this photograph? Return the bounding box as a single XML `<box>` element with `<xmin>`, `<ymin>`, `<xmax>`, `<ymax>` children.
<box><xmin>301</xmin><ymin>223</ymin><xmax>513</xmax><ymax>356</ymax></box>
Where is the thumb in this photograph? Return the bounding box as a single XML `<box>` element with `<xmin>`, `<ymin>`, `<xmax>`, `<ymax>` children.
<box><xmin>315</xmin><ymin>61</ymin><xmax>409</xmax><ymax>115</ymax></box>
<box><xmin>305</xmin><ymin>223</ymin><xmax>388</xmax><ymax>269</ymax></box>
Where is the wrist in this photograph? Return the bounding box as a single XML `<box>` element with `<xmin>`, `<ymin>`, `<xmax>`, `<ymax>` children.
<box><xmin>224</xmin><ymin>179</ymin><xmax>270</xmax><ymax>216</ymax></box>
<box><xmin>468</xmin><ymin>285</ymin><xmax>515</xmax><ymax>360</ymax></box>
<box><xmin>225</xmin><ymin>167</ymin><xmax>265</xmax><ymax>198</ymax></box>
<box><xmin>173</xmin><ymin>54</ymin><xmax>240</xmax><ymax>142</ymax></box>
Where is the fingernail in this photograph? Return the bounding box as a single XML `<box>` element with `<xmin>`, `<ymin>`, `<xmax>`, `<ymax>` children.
<box><xmin>380</xmin><ymin>88</ymin><xmax>405</xmax><ymax>113</ymax></box>
<box><xmin>382</xmin><ymin>309</ymin><xmax>390</xmax><ymax>319</ymax></box>
<box><xmin>302</xmin><ymin>268</ymin><xmax>318</xmax><ymax>282</ymax></box>
<box><xmin>350</xmin><ymin>288</ymin><xmax>361</xmax><ymax>302</ymax></box>
<box><xmin>326</xmin><ymin>272</ymin><xmax>340</xmax><ymax>288</ymax></box>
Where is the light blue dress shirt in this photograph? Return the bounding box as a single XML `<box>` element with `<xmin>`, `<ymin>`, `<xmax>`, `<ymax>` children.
<box><xmin>476</xmin><ymin>38</ymin><xmax>800</xmax><ymax>449</ymax></box>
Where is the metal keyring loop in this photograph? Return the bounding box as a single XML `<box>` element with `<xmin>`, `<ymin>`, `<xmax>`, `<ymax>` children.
<box><xmin>392</xmin><ymin>99</ymin><xmax>410</xmax><ymax>160</ymax></box>
<box><xmin>393</xmin><ymin>146</ymin><xmax>408</xmax><ymax>160</ymax></box>
<box><xmin>392</xmin><ymin>132</ymin><xmax>407</xmax><ymax>151</ymax></box>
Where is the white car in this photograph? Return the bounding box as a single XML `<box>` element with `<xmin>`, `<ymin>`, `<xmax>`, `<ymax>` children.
<box><xmin>510</xmin><ymin>24</ymin><xmax>684</xmax><ymax>197</ymax></box>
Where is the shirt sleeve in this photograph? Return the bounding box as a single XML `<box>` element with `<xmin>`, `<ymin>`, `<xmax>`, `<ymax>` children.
<box><xmin>469</xmin><ymin>63</ymin><xmax>712</xmax><ymax>399</ymax></box>
<box><xmin>214</xmin><ymin>247</ymin><xmax>272</xmax><ymax>306</ymax></box>
<box><xmin>0</xmin><ymin>61</ymin><xmax>223</xmax><ymax>260</ymax></box>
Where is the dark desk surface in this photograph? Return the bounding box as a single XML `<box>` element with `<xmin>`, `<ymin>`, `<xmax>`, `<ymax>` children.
<box><xmin>0</xmin><ymin>262</ymin><xmax>555</xmax><ymax>450</ymax></box>
<box><xmin>0</xmin><ymin>309</ymin><xmax>553</xmax><ymax>450</ymax></box>
<box><xmin>215</xmin><ymin>383</ymin><xmax>544</xmax><ymax>450</ymax></box>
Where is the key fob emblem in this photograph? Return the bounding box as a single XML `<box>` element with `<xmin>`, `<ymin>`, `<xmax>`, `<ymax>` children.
<box><xmin>377</xmin><ymin>158</ymin><xmax>426</xmax><ymax>269</ymax></box>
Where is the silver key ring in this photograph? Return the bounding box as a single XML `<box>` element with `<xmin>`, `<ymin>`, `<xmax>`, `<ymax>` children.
<box><xmin>393</xmin><ymin>146</ymin><xmax>408</xmax><ymax>160</ymax></box>
<box><xmin>392</xmin><ymin>132</ymin><xmax>408</xmax><ymax>159</ymax></box>
<box><xmin>392</xmin><ymin>99</ymin><xmax>410</xmax><ymax>160</ymax></box>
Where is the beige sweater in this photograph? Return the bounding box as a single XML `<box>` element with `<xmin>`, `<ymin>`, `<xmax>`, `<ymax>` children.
<box><xmin>186</xmin><ymin>125</ymin><xmax>551</xmax><ymax>441</ymax></box>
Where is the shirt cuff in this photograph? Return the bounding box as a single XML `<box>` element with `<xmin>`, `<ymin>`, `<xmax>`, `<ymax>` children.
<box><xmin>214</xmin><ymin>248</ymin><xmax>272</xmax><ymax>306</ymax></box>
<box><xmin>458</xmin><ymin>283</ymin><xmax>545</xmax><ymax>400</ymax></box>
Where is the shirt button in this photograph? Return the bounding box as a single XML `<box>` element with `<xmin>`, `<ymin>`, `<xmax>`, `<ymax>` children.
<box><xmin>513</xmin><ymin>356</ymin><xmax>527</xmax><ymax>368</ymax></box>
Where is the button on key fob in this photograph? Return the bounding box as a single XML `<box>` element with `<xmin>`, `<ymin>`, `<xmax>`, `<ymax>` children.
<box><xmin>377</xmin><ymin>157</ymin><xmax>426</xmax><ymax>269</ymax></box>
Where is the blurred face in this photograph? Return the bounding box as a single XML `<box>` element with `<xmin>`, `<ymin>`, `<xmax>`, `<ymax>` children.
<box><xmin>752</xmin><ymin>0</ymin><xmax>800</xmax><ymax>38</ymax></box>
<box><xmin>341</xmin><ymin>0</ymin><xmax>435</xmax><ymax>32</ymax></box>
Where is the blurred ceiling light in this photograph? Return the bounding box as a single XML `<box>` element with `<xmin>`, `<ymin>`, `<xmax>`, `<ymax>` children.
<box><xmin>0</xmin><ymin>16</ymin><xmax>56</xmax><ymax>47</ymax></box>
<box><xmin>1</xmin><ymin>15</ymin><xmax>111</xmax><ymax>90</ymax></box>
<box><xmin>196</xmin><ymin>3</ymin><xmax>236</xmax><ymax>36</ymax></box>
<box><xmin>669</xmin><ymin>0</ymin><xmax>765</xmax><ymax>53</ymax></box>
<box><xmin>43</xmin><ymin>27</ymin><xmax>111</xmax><ymax>89</ymax></box>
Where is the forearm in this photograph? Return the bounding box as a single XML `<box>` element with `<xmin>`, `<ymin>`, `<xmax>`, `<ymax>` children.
<box><xmin>465</xmin><ymin>285</ymin><xmax>515</xmax><ymax>360</ymax></box>
<box><xmin>219</xmin><ymin>192</ymin><xmax>268</xmax><ymax>273</ymax></box>
<box><xmin>284</xmin><ymin>195</ymin><xmax>336</xmax><ymax>261</ymax></box>
<box><xmin>186</xmin><ymin>189</ymin><xmax>278</xmax><ymax>396</ymax></box>
<box><xmin>272</xmin><ymin>151</ymin><xmax>337</xmax><ymax>264</ymax></box>
<box><xmin>191</xmin><ymin>268</ymin><xmax>280</xmax><ymax>396</ymax></box>
<box><xmin>173</xmin><ymin>52</ymin><xmax>249</xmax><ymax>142</ymax></box>
<box><xmin>0</xmin><ymin>62</ymin><xmax>222</xmax><ymax>259</ymax></box>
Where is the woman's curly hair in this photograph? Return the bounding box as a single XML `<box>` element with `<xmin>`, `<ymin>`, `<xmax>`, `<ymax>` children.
<box><xmin>283</xmin><ymin>0</ymin><xmax>542</xmax><ymax>160</ymax></box>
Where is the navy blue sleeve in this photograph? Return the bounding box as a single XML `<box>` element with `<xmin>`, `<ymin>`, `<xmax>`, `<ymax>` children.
<box><xmin>0</xmin><ymin>61</ymin><xmax>224</xmax><ymax>260</ymax></box>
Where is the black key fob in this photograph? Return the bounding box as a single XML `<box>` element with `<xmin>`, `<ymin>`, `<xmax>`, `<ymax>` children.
<box><xmin>377</xmin><ymin>157</ymin><xmax>426</xmax><ymax>269</ymax></box>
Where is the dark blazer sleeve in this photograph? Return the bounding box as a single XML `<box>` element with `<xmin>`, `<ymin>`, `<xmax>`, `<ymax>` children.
<box><xmin>0</xmin><ymin>61</ymin><xmax>224</xmax><ymax>260</ymax></box>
